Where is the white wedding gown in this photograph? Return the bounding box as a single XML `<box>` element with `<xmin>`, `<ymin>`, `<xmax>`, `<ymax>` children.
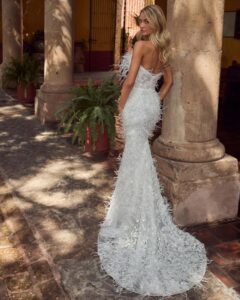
<box><xmin>97</xmin><ymin>51</ymin><xmax>208</xmax><ymax>297</ymax></box>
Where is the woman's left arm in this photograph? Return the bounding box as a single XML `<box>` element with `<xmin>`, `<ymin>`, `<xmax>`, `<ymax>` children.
<box><xmin>159</xmin><ymin>65</ymin><xmax>173</xmax><ymax>101</ymax></box>
<box><xmin>118</xmin><ymin>41</ymin><xmax>144</xmax><ymax>113</ymax></box>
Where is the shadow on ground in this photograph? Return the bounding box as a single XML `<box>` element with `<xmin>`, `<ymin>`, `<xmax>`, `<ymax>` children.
<box><xmin>0</xmin><ymin>91</ymin><xmax>239</xmax><ymax>299</ymax></box>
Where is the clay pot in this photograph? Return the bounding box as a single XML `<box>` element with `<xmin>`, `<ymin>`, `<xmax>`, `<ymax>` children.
<box><xmin>17</xmin><ymin>83</ymin><xmax>36</xmax><ymax>104</ymax></box>
<box><xmin>16</xmin><ymin>84</ymin><xmax>25</xmax><ymax>102</ymax></box>
<box><xmin>84</xmin><ymin>125</ymin><xmax>109</xmax><ymax>153</ymax></box>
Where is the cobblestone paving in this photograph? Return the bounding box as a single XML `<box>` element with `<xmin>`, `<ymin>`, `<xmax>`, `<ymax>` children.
<box><xmin>0</xmin><ymin>176</ymin><xmax>67</xmax><ymax>299</ymax></box>
<box><xmin>0</xmin><ymin>90</ymin><xmax>239</xmax><ymax>299</ymax></box>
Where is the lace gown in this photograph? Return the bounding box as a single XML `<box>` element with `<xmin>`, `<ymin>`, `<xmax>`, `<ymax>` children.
<box><xmin>97</xmin><ymin>51</ymin><xmax>208</xmax><ymax>297</ymax></box>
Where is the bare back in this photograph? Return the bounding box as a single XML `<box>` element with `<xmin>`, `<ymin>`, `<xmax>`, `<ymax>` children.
<box><xmin>140</xmin><ymin>41</ymin><xmax>164</xmax><ymax>74</ymax></box>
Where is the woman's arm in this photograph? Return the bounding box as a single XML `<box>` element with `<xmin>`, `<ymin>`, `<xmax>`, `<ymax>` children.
<box><xmin>159</xmin><ymin>65</ymin><xmax>173</xmax><ymax>101</ymax></box>
<box><xmin>118</xmin><ymin>41</ymin><xmax>144</xmax><ymax>113</ymax></box>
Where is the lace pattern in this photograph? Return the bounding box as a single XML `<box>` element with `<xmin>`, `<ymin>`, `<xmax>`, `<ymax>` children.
<box><xmin>97</xmin><ymin>51</ymin><xmax>208</xmax><ymax>297</ymax></box>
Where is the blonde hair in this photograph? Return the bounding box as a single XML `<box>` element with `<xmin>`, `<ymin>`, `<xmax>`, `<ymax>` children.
<box><xmin>139</xmin><ymin>5</ymin><xmax>171</xmax><ymax>66</ymax></box>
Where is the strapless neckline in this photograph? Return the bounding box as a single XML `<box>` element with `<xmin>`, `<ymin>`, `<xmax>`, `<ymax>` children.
<box><xmin>126</xmin><ymin>51</ymin><xmax>163</xmax><ymax>76</ymax></box>
<box><xmin>139</xmin><ymin>64</ymin><xmax>163</xmax><ymax>77</ymax></box>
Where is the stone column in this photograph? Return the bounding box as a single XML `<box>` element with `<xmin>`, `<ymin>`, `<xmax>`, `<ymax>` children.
<box><xmin>1</xmin><ymin>0</ymin><xmax>23</xmax><ymax>84</ymax></box>
<box><xmin>114</xmin><ymin>0</ymin><xmax>124</xmax><ymax>66</ymax></box>
<box><xmin>35</xmin><ymin>0</ymin><xmax>74</xmax><ymax>123</ymax></box>
<box><xmin>152</xmin><ymin>0</ymin><xmax>240</xmax><ymax>226</ymax></box>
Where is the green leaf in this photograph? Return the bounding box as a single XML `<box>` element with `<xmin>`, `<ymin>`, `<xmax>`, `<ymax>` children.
<box><xmin>57</xmin><ymin>76</ymin><xmax>120</xmax><ymax>147</ymax></box>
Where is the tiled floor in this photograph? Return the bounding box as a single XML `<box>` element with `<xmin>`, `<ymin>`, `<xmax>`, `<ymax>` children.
<box><xmin>1</xmin><ymin>156</ymin><xmax>240</xmax><ymax>300</ymax></box>
<box><xmin>186</xmin><ymin>219</ymin><xmax>240</xmax><ymax>295</ymax></box>
<box><xmin>0</xmin><ymin>179</ymin><xmax>67</xmax><ymax>299</ymax></box>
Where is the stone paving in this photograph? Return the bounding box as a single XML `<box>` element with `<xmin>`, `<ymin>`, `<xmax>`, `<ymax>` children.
<box><xmin>0</xmin><ymin>177</ymin><xmax>65</xmax><ymax>299</ymax></box>
<box><xmin>0</xmin><ymin>90</ymin><xmax>239</xmax><ymax>299</ymax></box>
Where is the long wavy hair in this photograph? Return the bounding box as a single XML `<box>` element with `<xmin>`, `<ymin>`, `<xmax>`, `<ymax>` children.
<box><xmin>138</xmin><ymin>5</ymin><xmax>171</xmax><ymax>66</ymax></box>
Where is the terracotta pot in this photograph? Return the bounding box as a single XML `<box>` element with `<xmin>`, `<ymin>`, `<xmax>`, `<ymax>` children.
<box><xmin>84</xmin><ymin>125</ymin><xmax>109</xmax><ymax>153</ymax></box>
<box><xmin>25</xmin><ymin>83</ymin><xmax>36</xmax><ymax>103</ymax></box>
<box><xmin>16</xmin><ymin>84</ymin><xmax>26</xmax><ymax>102</ymax></box>
<box><xmin>17</xmin><ymin>83</ymin><xmax>36</xmax><ymax>104</ymax></box>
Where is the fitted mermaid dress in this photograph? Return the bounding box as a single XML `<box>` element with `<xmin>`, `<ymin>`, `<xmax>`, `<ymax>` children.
<box><xmin>97</xmin><ymin>51</ymin><xmax>208</xmax><ymax>297</ymax></box>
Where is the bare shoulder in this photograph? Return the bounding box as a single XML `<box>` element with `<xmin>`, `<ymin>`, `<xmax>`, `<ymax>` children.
<box><xmin>134</xmin><ymin>40</ymin><xmax>149</xmax><ymax>49</ymax></box>
<box><xmin>130</xmin><ymin>41</ymin><xmax>146</xmax><ymax>61</ymax></box>
<box><xmin>133</xmin><ymin>40</ymin><xmax>146</xmax><ymax>51</ymax></box>
<box><xmin>134</xmin><ymin>40</ymin><xmax>154</xmax><ymax>54</ymax></box>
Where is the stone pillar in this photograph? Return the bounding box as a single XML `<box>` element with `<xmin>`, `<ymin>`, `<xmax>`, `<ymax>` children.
<box><xmin>0</xmin><ymin>0</ymin><xmax>23</xmax><ymax>84</ymax></box>
<box><xmin>114</xmin><ymin>0</ymin><xmax>124</xmax><ymax>66</ymax></box>
<box><xmin>152</xmin><ymin>0</ymin><xmax>240</xmax><ymax>226</ymax></box>
<box><xmin>35</xmin><ymin>0</ymin><xmax>74</xmax><ymax>123</ymax></box>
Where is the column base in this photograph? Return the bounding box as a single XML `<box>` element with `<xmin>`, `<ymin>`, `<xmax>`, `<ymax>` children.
<box><xmin>153</xmin><ymin>153</ymin><xmax>240</xmax><ymax>226</ymax></box>
<box><xmin>152</xmin><ymin>137</ymin><xmax>225</xmax><ymax>162</ymax></box>
<box><xmin>35</xmin><ymin>84</ymin><xmax>73</xmax><ymax>124</ymax></box>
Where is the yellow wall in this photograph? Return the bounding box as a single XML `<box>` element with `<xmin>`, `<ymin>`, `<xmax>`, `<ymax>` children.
<box><xmin>22</xmin><ymin>0</ymin><xmax>92</xmax><ymax>50</ymax></box>
<box><xmin>23</xmin><ymin>0</ymin><xmax>44</xmax><ymax>38</ymax></box>
<box><xmin>22</xmin><ymin>0</ymin><xmax>115</xmax><ymax>51</ymax></box>
<box><xmin>74</xmin><ymin>0</ymin><xmax>116</xmax><ymax>51</ymax></box>
<box><xmin>74</xmin><ymin>0</ymin><xmax>89</xmax><ymax>47</ymax></box>
<box><xmin>222</xmin><ymin>0</ymin><xmax>240</xmax><ymax>68</ymax></box>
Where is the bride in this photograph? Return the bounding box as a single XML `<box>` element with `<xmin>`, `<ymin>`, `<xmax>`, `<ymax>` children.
<box><xmin>97</xmin><ymin>4</ymin><xmax>208</xmax><ymax>297</ymax></box>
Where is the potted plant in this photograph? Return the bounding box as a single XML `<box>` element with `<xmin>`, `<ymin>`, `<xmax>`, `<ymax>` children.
<box><xmin>2</xmin><ymin>53</ymin><xmax>40</xmax><ymax>103</ymax></box>
<box><xmin>21</xmin><ymin>54</ymin><xmax>40</xmax><ymax>103</ymax></box>
<box><xmin>55</xmin><ymin>76</ymin><xmax>121</xmax><ymax>153</ymax></box>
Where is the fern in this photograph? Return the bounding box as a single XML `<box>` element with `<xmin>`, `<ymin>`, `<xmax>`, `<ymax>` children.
<box><xmin>55</xmin><ymin>75</ymin><xmax>121</xmax><ymax>150</ymax></box>
<box><xmin>2</xmin><ymin>53</ymin><xmax>40</xmax><ymax>87</ymax></box>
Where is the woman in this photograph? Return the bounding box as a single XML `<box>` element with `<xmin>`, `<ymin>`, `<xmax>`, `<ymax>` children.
<box><xmin>97</xmin><ymin>5</ymin><xmax>208</xmax><ymax>297</ymax></box>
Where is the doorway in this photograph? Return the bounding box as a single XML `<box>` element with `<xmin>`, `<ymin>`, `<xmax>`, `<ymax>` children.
<box><xmin>86</xmin><ymin>0</ymin><xmax>116</xmax><ymax>71</ymax></box>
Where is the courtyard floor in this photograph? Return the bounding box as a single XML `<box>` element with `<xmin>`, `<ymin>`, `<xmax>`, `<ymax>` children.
<box><xmin>0</xmin><ymin>90</ymin><xmax>239</xmax><ymax>300</ymax></box>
